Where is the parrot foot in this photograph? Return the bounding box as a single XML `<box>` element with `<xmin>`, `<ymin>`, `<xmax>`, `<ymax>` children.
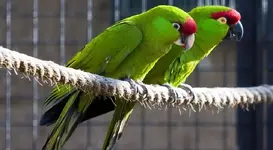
<box><xmin>162</xmin><ymin>83</ymin><xmax>178</xmax><ymax>104</ymax></box>
<box><xmin>178</xmin><ymin>83</ymin><xmax>196</xmax><ymax>101</ymax></box>
<box><xmin>120</xmin><ymin>77</ymin><xmax>143</xmax><ymax>94</ymax></box>
<box><xmin>162</xmin><ymin>83</ymin><xmax>173</xmax><ymax>89</ymax></box>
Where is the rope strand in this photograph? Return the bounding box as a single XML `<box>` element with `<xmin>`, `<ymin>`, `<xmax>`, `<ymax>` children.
<box><xmin>0</xmin><ymin>46</ymin><xmax>272</xmax><ymax>112</ymax></box>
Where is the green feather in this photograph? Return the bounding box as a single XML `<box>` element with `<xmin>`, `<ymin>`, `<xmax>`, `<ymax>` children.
<box><xmin>40</xmin><ymin>5</ymin><xmax>194</xmax><ymax>150</ymax></box>
<box><xmin>144</xmin><ymin>5</ymin><xmax>233</xmax><ymax>86</ymax></box>
<box><xmin>41</xmin><ymin>21</ymin><xmax>143</xmax><ymax>149</ymax></box>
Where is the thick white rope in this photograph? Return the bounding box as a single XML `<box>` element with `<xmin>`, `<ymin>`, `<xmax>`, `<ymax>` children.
<box><xmin>0</xmin><ymin>46</ymin><xmax>272</xmax><ymax>112</ymax></box>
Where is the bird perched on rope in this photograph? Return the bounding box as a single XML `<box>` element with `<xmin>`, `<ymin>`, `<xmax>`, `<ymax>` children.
<box><xmin>39</xmin><ymin>5</ymin><xmax>197</xmax><ymax>150</ymax></box>
<box><xmin>62</xmin><ymin>5</ymin><xmax>244</xmax><ymax>149</ymax></box>
<box><xmin>101</xmin><ymin>5</ymin><xmax>244</xmax><ymax>149</ymax></box>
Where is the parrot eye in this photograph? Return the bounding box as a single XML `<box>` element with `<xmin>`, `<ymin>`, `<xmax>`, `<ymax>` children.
<box><xmin>217</xmin><ymin>17</ymin><xmax>227</xmax><ymax>24</ymax></box>
<box><xmin>172</xmin><ymin>23</ymin><xmax>180</xmax><ymax>30</ymax></box>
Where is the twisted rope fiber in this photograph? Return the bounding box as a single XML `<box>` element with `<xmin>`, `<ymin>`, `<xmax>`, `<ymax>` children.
<box><xmin>0</xmin><ymin>46</ymin><xmax>272</xmax><ymax>112</ymax></box>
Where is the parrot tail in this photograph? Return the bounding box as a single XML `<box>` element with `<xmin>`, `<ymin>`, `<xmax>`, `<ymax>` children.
<box><xmin>40</xmin><ymin>94</ymin><xmax>116</xmax><ymax>126</ymax></box>
<box><xmin>42</xmin><ymin>91</ymin><xmax>93</xmax><ymax>150</ymax></box>
<box><xmin>39</xmin><ymin>85</ymin><xmax>77</xmax><ymax>126</ymax></box>
<box><xmin>102</xmin><ymin>100</ymin><xmax>135</xmax><ymax>150</ymax></box>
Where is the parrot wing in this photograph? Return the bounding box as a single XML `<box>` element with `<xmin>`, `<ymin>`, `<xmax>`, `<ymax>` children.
<box><xmin>41</xmin><ymin>21</ymin><xmax>143</xmax><ymax>150</ymax></box>
<box><xmin>40</xmin><ymin>21</ymin><xmax>143</xmax><ymax>120</ymax></box>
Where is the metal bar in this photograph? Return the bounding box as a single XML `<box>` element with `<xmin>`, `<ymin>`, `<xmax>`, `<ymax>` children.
<box><xmin>195</xmin><ymin>74</ymin><xmax>200</xmax><ymax>150</ymax></box>
<box><xmin>229</xmin><ymin>0</ymin><xmax>235</xmax><ymax>8</ymax></box>
<box><xmin>5</xmin><ymin>0</ymin><xmax>12</xmax><ymax>149</ymax></box>
<box><xmin>60</xmin><ymin>0</ymin><xmax>66</xmax><ymax>65</ymax></box>
<box><xmin>32</xmin><ymin>0</ymin><xmax>39</xmax><ymax>149</ymax></box>
<box><xmin>222</xmin><ymin>43</ymin><xmax>228</xmax><ymax>150</ymax></box>
<box><xmin>86</xmin><ymin>0</ymin><xmax>93</xmax><ymax>149</ymax></box>
<box><xmin>197</xmin><ymin>0</ymin><xmax>203</xmax><ymax>6</ymax></box>
<box><xmin>212</xmin><ymin>0</ymin><xmax>218</xmax><ymax>5</ymax></box>
<box><xmin>220</xmin><ymin>0</ymin><xmax>225</xmax><ymax>5</ymax></box>
<box><xmin>168</xmin><ymin>0</ymin><xmax>174</xmax><ymax>5</ymax></box>
<box><xmin>114</xmin><ymin>0</ymin><xmax>120</xmax><ymax>22</ymax></box>
<box><xmin>204</xmin><ymin>0</ymin><xmax>211</xmax><ymax>5</ymax></box>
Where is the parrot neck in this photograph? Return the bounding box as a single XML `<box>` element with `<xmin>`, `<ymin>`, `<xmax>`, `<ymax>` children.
<box><xmin>185</xmin><ymin>31</ymin><xmax>221</xmax><ymax>60</ymax></box>
<box><xmin>184</xmin><ymin>43</ymin><xmax>216</xmax><ymax>61</ymax></box>
<box><xmin>167</xmin><ymin>40</ymin><xmax>218</xmax><ymax>86</ymax></box>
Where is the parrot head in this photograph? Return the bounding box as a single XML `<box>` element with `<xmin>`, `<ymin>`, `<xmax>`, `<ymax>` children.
<box><xmin>210</xmin><ymin>6</ymin><xmax>243</xmax><ymax>41</ymax></box>
<box><xmin>172</xmin><ymin>18</ymin><xmax>197</xmax><ymax>50</ymax></box>
<box><xmin>138</xmin><ymin>5</ymin><xmax>197</xmax><ymax>50</ymax></box>
<box><xmin>189</xmin><ymin>5</ymin><xmax>244</xmax><ymax>52</ymax></box>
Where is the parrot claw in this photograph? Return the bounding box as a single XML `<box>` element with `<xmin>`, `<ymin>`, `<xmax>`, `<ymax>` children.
<box><xmin>121</xmin><ymin>77</ymin><xmax>143</xmax><ymax>94</ymax></box>
<box><xmin>162</xmin><ymin>83</ymin><xmax>178</xmax><ymax>104</ymax></box>
<box><xmin>162</xmin><ymin>83</ymin><xmax>173</xmax><ymax>88</ymax></box>
<box><xmin>178</xmin><ymin>83</ymin><xmax>196</xmax><ymax>101</ymax></box>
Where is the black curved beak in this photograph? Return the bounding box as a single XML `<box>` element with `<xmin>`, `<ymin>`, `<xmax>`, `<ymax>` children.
<box><xmin>224</xmin><ymin>21</ymin><xmax>244</xmax><ymax>41</ymax></box>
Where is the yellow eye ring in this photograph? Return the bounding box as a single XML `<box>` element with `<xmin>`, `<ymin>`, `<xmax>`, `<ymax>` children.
<box><xmin>217</xmin><ymin>17</ymin><xmax>227</xmax><ymax>24</ymax></box>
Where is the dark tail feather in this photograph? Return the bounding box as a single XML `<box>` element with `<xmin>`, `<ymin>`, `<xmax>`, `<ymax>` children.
<box><xmin>39</xmin><ymin>89</ymin><xmax>78</xmax><ymax>126</ymax></box>
<box><xmin>80</xmin><ymin>96</ymin><xmax>116</xmax><ymax>123</ymax></box>
<box><xmin>42</xmin><ymin>91</ymin><xmax>91</xmax><ymax>150</ymax></box>
<box><xmin>40</xmin><ymin>96</ymin><xmax>116</xmax><ymax>126</ymax></box>
<box><xmin>39</xmin><ymin>99</ymin><xmax>69</xmax><ymax>126</ymax></box>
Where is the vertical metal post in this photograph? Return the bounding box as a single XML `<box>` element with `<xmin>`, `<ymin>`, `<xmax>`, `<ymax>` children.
<box><xmin>86</xmin><ymin>0</ymin><xmax>93</xmax><ymax>149</ymax></box>
<box><xmin>60</xmin><ymin>0</ymin><xmax>66</xmax><ymax>65</ymax></box>
<box><xmin>32</xmin><ymin>0</ymin><xmax>39</xmax><ymax>149</ymax></box>
<box><xmin>113</xmin><ymin>0</ymin><xmax>120</xmax><ymax>22</ymax></box>
<box><xmin>5</xmin><ymin>0</ymin><xmax>12</xmax><ymax>149</ymax></box>
<box><xmin>236</xmin><ymin>0</ymin><xmax>265</xmax><ymax>150</ymax></box>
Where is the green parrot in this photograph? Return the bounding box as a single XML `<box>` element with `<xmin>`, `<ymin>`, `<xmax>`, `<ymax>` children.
<box><xmin>40</xmin><ymin>5</ymin><xmax>197</xmax><ymax>150</ymax></box>
<box><xmin>144</xmin><ymin>5</ymin><xmax>244</xmax><ymax>87</ymax></box>
<box><xmin>99</xmin><ymin>5</ymin><xmax>244</xmax><ymax>149</ymax></box>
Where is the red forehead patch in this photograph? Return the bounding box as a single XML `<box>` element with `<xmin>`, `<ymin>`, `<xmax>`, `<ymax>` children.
<box><xmin>180</xmin><ymin>18</ymin><xmax>197</xmax><ymax>35</ymax></box>
<box><xmin>211</xmin><ymin>9</ymin><xmax>241</xmax><ymax>25</ymax></box>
